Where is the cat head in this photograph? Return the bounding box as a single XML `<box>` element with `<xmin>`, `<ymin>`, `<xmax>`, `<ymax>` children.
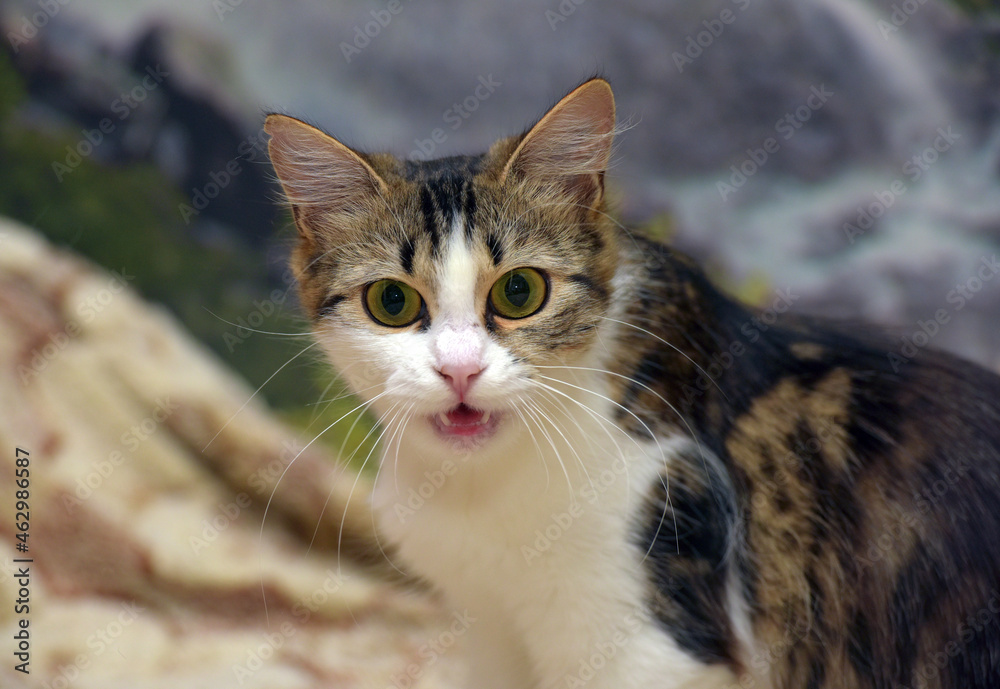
<box><xmin>266</xmin><ymin>79</ymin><xmax>623</xmax><ymax>457</ymax></box>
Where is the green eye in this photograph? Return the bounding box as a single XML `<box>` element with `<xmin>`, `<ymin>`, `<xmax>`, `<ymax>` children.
<box><xmin>490</xmin><ymin>268</ymin><xmax>547</xmax><ymax>319</ymax></box>
<box><xmin>365</xmin><ymin>280</ymin><xmax>423</xmax><ymax>327</ymax></box>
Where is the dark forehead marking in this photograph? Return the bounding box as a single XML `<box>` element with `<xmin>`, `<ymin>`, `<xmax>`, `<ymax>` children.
<box><xmin>399</xmin><ymin>236</ymin><xmax>416</xmax><ymax>274</ymax></box>
<box><xmin>404</xmin><ymin>155</ymin><xmax>483</xmax><ymax>248</ymax></box>
<box><xmin>428</xmin><ymin>176</ymin><xmax>458</xmax><ymax>225</ymax></box>
<box><xmin>401</xmin><ymin>154</ymin><xmax>483</xmax><ymax>182</ymax></box>
<box><xmin>486</xmin><ymin>232</ymin><xmax>504</xmax><ymax>266</ymax></box>
<box><xmin>418</xmin><ymin>186</ymin><xmax>440</xmax><ymax>253</ymax></box>
<box><xmin>463</xmin><ymin>178</ymin><xmax>478</xmax><ymax>240</ymax></box>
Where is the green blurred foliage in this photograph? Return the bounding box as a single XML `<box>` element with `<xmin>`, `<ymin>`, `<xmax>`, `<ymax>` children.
<box><xmin>0</xmin><ymin>49</ymin><xmax>371</xmax><ymax>463</ymax></box>
<box><xmin>950</xmin><ymin>0</ymin><xmax>1000</xmax><ymax>14</ymax></box>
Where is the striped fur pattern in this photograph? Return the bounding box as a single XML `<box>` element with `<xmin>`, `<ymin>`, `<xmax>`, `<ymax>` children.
<box><xmin>266</xmin><ymin>79</ymin><xmax>1000</xmax><ymax>688</ymax></box>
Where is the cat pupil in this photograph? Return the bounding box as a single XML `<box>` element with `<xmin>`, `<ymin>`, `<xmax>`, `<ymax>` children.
<box><xmin>505</xmin><ymin>274</ymin><xmax>530</xmax><ymax>307</ymax></box>
<box><xmin>382</xmin><ymin>283</ymin><xmax>406</xmax><ymax>315</ymax></box>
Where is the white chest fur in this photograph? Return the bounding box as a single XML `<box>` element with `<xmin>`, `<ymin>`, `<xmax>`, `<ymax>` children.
<box><xmin>372</xmin><ymin>389</ymin><xmax>740</xmax><ymax>689</ymax></box>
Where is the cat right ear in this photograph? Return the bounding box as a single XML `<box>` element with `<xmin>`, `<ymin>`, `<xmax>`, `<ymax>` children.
<box><xmin>264</xmin><ymin>114</ymin><xmax>387</xmax><ymax>241</ymax></box>
<box><xmin>499</xmin><ymin>78</ymin><xmax>616</xmax><ymax>209</ymax></box>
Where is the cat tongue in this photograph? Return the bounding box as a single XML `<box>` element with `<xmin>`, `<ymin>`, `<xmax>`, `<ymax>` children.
<box><xmin>447</xmin><ymin>404</ymin><xmax>484</xmax><ymax>425</ymax></box>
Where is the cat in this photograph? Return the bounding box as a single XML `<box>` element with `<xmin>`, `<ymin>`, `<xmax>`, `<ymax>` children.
<box><xmin>264</xmin><ymin>78</ymin><xmax>1000</xmax><ymax>689</ymax></box>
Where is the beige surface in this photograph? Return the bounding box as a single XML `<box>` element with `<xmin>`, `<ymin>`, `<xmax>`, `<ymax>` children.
<box><xmin>0</xmin><ymin>219</ymin><xmax>465</xmax><ymax>689</ymax></box>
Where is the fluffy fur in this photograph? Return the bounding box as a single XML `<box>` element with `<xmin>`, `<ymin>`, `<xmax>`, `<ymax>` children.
<box><xmin>266</xmin><ymin>79</ymin><xmax>1000</xmax><ymax>688</ymax></box>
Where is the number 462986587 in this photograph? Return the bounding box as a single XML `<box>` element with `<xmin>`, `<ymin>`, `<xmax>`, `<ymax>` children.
<box><xmin>15</xmin><ymin>448</ymin><xmax>29</xmax><ymax>551</ymax></box>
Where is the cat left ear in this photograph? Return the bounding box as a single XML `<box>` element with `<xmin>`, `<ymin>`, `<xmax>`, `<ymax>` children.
<box><xmin>500</xmin><ymin>78</ymin><xmax>616</xmax><ymax>209</ymax></box>
<box><xmin>265</xmin><ymin>114</ymin><xmax>388</xmax><ymax>241</ymax></box>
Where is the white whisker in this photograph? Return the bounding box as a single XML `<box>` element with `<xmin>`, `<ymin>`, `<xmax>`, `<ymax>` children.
<box><xmin>257</xmin><ymin>387</ymin><xmax>394</xmax><ymax>624</ymax></box>
<box><xmin>519</xmin><ymin>396</ymin><xmax>576</xmax><ymax>499</ymax></box>
<box><xmin>204</xmin><ymin>341</ymin><xmax>320</xmax><ymax>452</ymax></box>
<box><xmin>599</xmin><ymin>317</ymin><xmax>730</xmax><ymax>401</ymax></box>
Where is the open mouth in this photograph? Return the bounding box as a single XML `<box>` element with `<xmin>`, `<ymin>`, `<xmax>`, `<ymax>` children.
<box><xmin>432</xmin><ymin>403</ymin><xmax>500</xmax><ymax>439</ymax></box>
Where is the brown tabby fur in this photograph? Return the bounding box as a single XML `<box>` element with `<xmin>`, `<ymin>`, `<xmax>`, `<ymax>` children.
<box><xmin>266</xmin><ymin>78</ymin><xmax>1000</xmax><ymax>688</ymax></box>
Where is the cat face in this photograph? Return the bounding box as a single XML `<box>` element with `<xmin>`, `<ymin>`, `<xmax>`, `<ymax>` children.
<box><xmin>266</xmin><ymin>80</ymin><xmax>619</xmax><ymax>455</ymax></box>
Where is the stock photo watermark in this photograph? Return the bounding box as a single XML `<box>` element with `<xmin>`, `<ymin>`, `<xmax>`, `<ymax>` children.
<box><xmin>408</xmin><ymin>75</ymin><xmax>502</xmax><ymax>161</ymax></box>
<box><xmin>40</xmin><ymin>601</ymin><xmax>146</xmax><ymax>689</ymax></box>
<box><xmin>877</xmin><ymin>0</ymin><xmax>931</xmax><ymax>39</ymax></box>
<box><xmin>231</xmin><ymin>569</ymin><xmax>350</xmax><ymax>684</ymax></box>
<box><xmin>679</xmin><ymin>287</ymin><xmax>800</xmax><ymax>406</ymax></box>
<box><xmin>340</xmin><ymin>0</ymin><xmax>408</xmax><ymax>62</ymax></box>
<box><xmin>18</xmin><ymin>269</ymin><xmax>136</xmax><ymax>385</ymax></box>
<box><xmin>562</xmin><ymin>607</ymin><xmax>652</xmax><ymax>688</ymax></box>
<box><xmin>521</xmin><ymin>454</ymin><xmax>629</xmax><ymax>565</ymax></box>
<box><xmin>717</xmin><ymin>84</ymin><xmax>833</xmax><ymax>201</ymax></box>
<box><xmin>902</xmin><ymin>590</ymin><xmax>1000</xmax><ymax>689</ymax></box>
<box><xmin>886</xmin><ymin>254</ymin><xmax>998</xmax><ymax>373</ymax></box>
<box><xmin>178</xmin><ymin>128</ymin><xmax>270</xmax><ymax>225</ymax></box>
<box><xmin>843</xmin><ymin>125</ymin><xmax>961</xmax><ymax>244</ymax></box>
<box><xmin>388</xmin><ymin>608</ymin><xmax>476</xmax><ymax>689</ymax></box>
<box><xmin>61</xmin><ymin>396</ymin><xmax>178</xmax><ymax>513</ymax></box>
<box><xmin>545</xmin><ymin>0</ymin><xmax>589</xmax><ymax>31</ymax></box>
<box><xmin>6</xmin><ymin>0</ymin><xmax>70</xmax><ymax>52</ymax></box>
<box><xmin>51</xmin><ymin>65</ymin><xmax>170</xmax><ymax>182</ymax></box>
<box><xmin>672</xmin><ymin>0</ymin><xmax>753</xmax><ymax>72</ymax></box>
<box><xmin>188</xmin><ymin>492</ymin><xmax>253</xmax><ymax>555</ymax></box>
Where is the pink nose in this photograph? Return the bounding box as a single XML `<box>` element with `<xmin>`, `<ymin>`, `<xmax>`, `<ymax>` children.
<box><xmin>437</xmin><ymin>361</ymin><xmax>484</xmax><ymax>400</ymax></box>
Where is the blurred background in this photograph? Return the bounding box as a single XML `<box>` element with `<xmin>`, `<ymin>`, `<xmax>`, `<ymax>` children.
<box><xmin>1</xmin><ymin>0</ymin><xmax>999</xmax><ymax>687</ymax></box>
<box><xmin>3</xmin><ymin>0</ymin><xmax>1000</xmax><ymax>401</ymax></box>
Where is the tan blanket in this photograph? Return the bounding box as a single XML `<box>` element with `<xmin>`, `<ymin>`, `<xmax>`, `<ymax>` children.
<box><xmin>0</xmin><ymin>219</ymin><xmax>464</xmax><ymax>689</ymax></box>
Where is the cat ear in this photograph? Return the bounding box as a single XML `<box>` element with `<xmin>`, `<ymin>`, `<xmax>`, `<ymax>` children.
<box><xmin>264</xmin><ymin>114</ymin><xmax>388</xmax><ymax>240</ymax></box>
<box><xmin>500</xmin><ymin>78</ymin><xmax>616</xmax><ymax>208</ymax></box>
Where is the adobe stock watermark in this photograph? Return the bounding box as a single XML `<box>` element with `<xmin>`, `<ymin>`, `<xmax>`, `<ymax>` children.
<box><xmin>545</xmin><ymin>0</ymin><xmax>588</xmax><ymax>31</ymax></box>
<box><xmin>51</xmin><ymin>65</ymin><xmax>170</xmax><ymax>182</ymax></box>
<box><xmin>61</xmin><ymin>396</ymin><xmax>179</xmax><ymax>513</ymax></box>
<box><xmin>745</xmin><ymin>415</ymin><xmax>840</xmax><ymax>512</ymax></box>
<box><xmin>178</xmin><ymin>128</ymin><xmax>270</xmax><ymax>224</ymax></box>
<box><xmin>340</xmin><ymin>0</ymin><xmax>407</xmax><ymax>63</ymax></box>
<box><xmin>886</xmin><ymin>254</ymin><xmax>998</xmax><ymax>372</ymax></box>
<box><xmin>18</xmin><ymin>269</ymin><xmax>136</xmax><ymax>385</ymax></box>
<box><xmin>672</xmin><ymin>0</ymin><xmax>752</xmax><ymax>72</ymax></box>
<box><xmin>408</xmin><ymin>75</ymin><xmax>502</xmax><ymax>161</ymax></box>
<box><xmin>6</xmin><ymin>0</ymin><xmax>70</xmax><ymax>53</ymax></box>
<box><xmin>901</xmin><ymin>589</ymin><xmax>1000</xmax><ymax>689</ymax></box>
<box><xmin>388</xmin><ymin>608</ymin><xmax>476</xmax><ymax>689</ymax></box>
<box><xmin>212</xmin><ymin>0</ymin><xmax>246</xmax><ymax>20</ymax></box>
<box><xmin>679</xmin><ymin>287</ymin><xmax>800</xmax><ymax>406</ymax></box>
<box><xmin>391</xmin><ymin>449</ymin><xmax>475</xmax><ymax>523</ymax></box>
<box><xmin>562</xmin><ymin>607</ymin><xmax>652</xmax><ymax>688</ymax></box>
<box><xmin>231</xmin><ymin>569</ymin><xmax>350</xmax><ymax>685</ymax></box>
<box><xmin>877</xmin><ymin>0</ymin><xmax>931</xmax><ymax>39</ymax></box>
<box><xmin>843</xmin><ymin>125</ymin><xmax>960</xmax><ymax>244</ymax></box>
<box><xmin>857</xmin><ymin>453</ymin><xmax>973</xmax><ymax>570</ymax></box>
<box><xmin>191</xmin><ymin>438</ymin><xmax>327</xmax><ymax>556</ymax></box>
<box><xmin>242</xmin><ymin>439</ymin><xmax>305</xmax><ymax>497</ymax></box>
<box><xmin>717</xmin><ymin>84</ymin><xmax>833</xmax><ymax>201</ymax></box>
<box><xmin>723</xmin><ymin>622</ymin><xmax>808</xmax><ymax>689</ymax></box>
<box><xmin>40</xmin><ymin>601</ymin><xmax>146</xmax><ymax>689</ymax></box>
<box><xmin>189</xmin><ymin>492</ymin><xmax>253</xmax><ymax>554</ymax></box>
<box><xmin>521</xmin><ymin>454</ymin><xmax>629</xmax><ymax>565</ymax></box>
<box><xmin>220</xmin><ymin>268</ymin><xmax>296</xmax><ymax>353</ymax></box>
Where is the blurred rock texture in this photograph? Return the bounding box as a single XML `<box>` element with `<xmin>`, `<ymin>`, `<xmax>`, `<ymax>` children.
<box><xmin>1</xmin><ymin>1</ymin><xmax>999</xmax><ymax>686</ymax></box>
<box><xmin>3</xmin><ymin>0</ymin><xmax>998</xmax><ymax>366</ymax></box>
<box><xmin>0</xmin><ymin>220</ymin><xmax>463</xmax><ymax>689</ymax></box>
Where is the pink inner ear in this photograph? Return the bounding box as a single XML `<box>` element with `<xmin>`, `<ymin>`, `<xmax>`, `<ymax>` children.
<box><xmin>502</xmin><ymin>79</ymin><xmax>615</xmax><ymax>184</ymax></box>
<box><xmin>500</xmin><ymin>80</ymin><xmax>615</xmax><ymax>209</ymax></box>
<box><xmin>265</xmin><ymin>114</ymin><xmax>385</xmax><ymax>217</ymax></box>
